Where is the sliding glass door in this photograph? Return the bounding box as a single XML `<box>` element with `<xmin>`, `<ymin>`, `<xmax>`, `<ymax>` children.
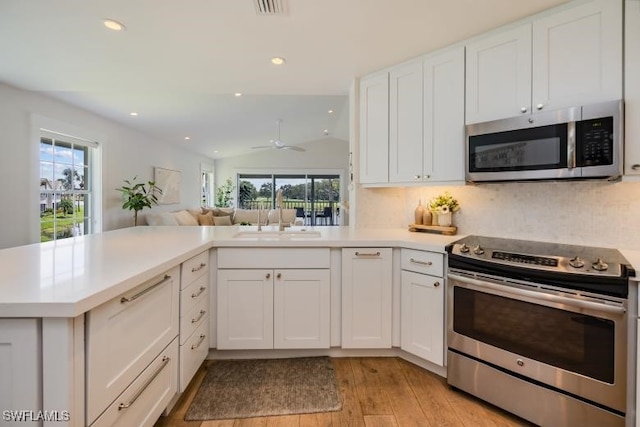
<box><xmin>237</xmin><ymin>173</ymin><xmax>341</xmax><ymax>225</ymax></box>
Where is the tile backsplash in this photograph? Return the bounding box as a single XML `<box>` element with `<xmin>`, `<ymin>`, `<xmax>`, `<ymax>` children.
<box><xmin>355</xmin><ymin>180</ymin><xmax>640</xmax><ymax>250</ymax></box>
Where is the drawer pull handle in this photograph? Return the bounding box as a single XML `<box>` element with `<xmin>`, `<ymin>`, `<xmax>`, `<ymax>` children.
<box><xmin>120</xmin><ymin>275</ymin><xmax>171</xmax><ymax>304</ymax></box>
<box><xmin>191</xmin><ymin>334</ymin><xmax>206</xmax><ymax>350</ymax></box>
<box><xmin>355</xmin><ymin>251</ymin><xmax>381</xmax><ymax>257</ymax></box>
<box><xmin>191</xmin><ymin>262</ymin><xmax>207</xmax><ymax>273</ymax></box>
<box><xmin>191</xmin><ymin>286</ymin><xmax>206</xmax><ymax>298</ymax></box>
<box><xmin>118</xmin><ymin>356</ymin><xmax>170</xmax><ymax>411</ymax></box>
<box><xmin>410</xmin><ymin>258</ymin><xmax>432</xmax><ymax>266</ymax></box>
<box><xmin>191</xmin><ymin>309</ymin><xmax>206</xmax><ymax>324</ymax></box>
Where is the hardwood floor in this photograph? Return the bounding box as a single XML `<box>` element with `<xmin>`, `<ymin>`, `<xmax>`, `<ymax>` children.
<box><xmin>155</xmin><ymin>357</ymin><xmax>534</xmax><ymax>427</ymax></box>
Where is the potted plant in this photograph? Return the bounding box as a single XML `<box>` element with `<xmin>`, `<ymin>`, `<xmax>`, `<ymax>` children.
<box><xmin>116</xmin><ymin>177</ymin><xmax>162</xmax><ymax>226</ymax></box>
<box><xmin>428</xmin><ymin>191</ymin><xmax>460</xmax><ymax>227</ymax></box>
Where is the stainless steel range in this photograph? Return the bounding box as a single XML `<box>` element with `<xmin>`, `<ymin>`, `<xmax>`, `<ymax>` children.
<box><xmin>445</xmin><ymin>235</ymin><xmax>636</xmax><ymax>427</ymax></box>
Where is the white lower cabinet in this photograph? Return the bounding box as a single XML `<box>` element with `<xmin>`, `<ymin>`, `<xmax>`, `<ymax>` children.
<box><xmin>400</xmin><ymin>271</ymin><xmax>444</xmax><ymax>365</ymax></box>
<box><xmin>216</xmin><ymin>248</ymin><xmax>331</xmax><ymax>350</ymax></box>
<box><xmin>400</xmin><ymin>248</ymin><xmax>445</xmax><ymax>366</ymax></box>
<box><xmin>341</xmin><ymin>248</ymin><xmax>392</xmax><ymax>348</ymax></box>
<box><xmin>179</xmin><ymin>251</ymin><xmax>210</xmax><ymax>392</ymax></box>
<box><xmin>85</xmin><ymin>267</ymin><xmax>180</xmax><ymax>425</ymax></box>
<box><xmin>0</xmin><ymin>319</ymin><xmax>41</xmax><ymax>427</ymax></box>
<box><xmin>91</xmin><ymin>338</ymin><xmax>178</xmax><ymax>427</ymax></box>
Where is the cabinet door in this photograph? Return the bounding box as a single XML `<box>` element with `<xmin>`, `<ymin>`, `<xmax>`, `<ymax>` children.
<box><xmin>0</xmin><ymin>319</ymin><xmax>40</xmax><ymax>427</ymax></box>
<box><xmin>359</xmin><ymin>73</ymin><xmax>389</xmax><ymax>184</ymax></box>
<box><xmin>400</xmin><ymin>271</ymin><xmax>444</xmax><ymax>366</ymax></box>
<box><xmin>273</xmin><ymin>269</ymin><xmax>330</xmax><ymax>349</ymax></box>
<box><xmin>341</xmin><ymin>248</ymin><xmax>392</xmax><ymax>348</ymax></box>
<box><xmin>217</xmin><ymin>269</ymin><xmax>273</xmax><ymax>349</ymax></box>
<box><xmin>625</xmin><ymin>0</ymin><xmax>640</xmax><ymax>175</ymax></box>
<box><xmin>424</xmin><ymin>46</ymin><xmax>465</xmax><ymax>182</ymax></box>
<box><xmin>532</xmin><ymin>0</ymin><xmax>622</xmax><ymax>112</ymax></box>
<box><xmin>389</xmin><ymin>60</ymin><xmax>424</xmax><ymax>183</ymax></box>
<box><xmin>465</xmin><ymin>24</ymin><xmax>532</xmax><ymax>124</ymax></box>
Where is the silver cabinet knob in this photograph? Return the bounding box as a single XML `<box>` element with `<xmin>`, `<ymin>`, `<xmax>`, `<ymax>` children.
<box><xmin>266</xmin><ymin>273</ymin><xmax>271</xmax><ymax>279</ymax></box>
<box><xmin>414</xmin><ymin>174</ymin><xmax>421</xmax><ymax>180</ymax></box>
<box><xmin>528</xmin><ymin>118</ymin><xmax>534</xmax><ymax>124</ymax></box>
<box><xmin>434</xmin><ymin>281</ymin><xmax>440</xmax><ymax>287</ymax></box>
<box><xmin>536</xmin><ymin>103</ymin><xmax>544</xmax><ymax>110</ymax></box>
<box><xmin>277</xmin><ymin>272</ymin><xmax>282</xmax><ymax>279</ymax></box>
<box><xmin>424</xmin><ymin>175</ymin><xmax>430</xmax><ymax>179</ymax></box>
<box><xmin>520</xmin><ymin>107</ymin><xmax>527</xmax><ymax>113</ymax></box>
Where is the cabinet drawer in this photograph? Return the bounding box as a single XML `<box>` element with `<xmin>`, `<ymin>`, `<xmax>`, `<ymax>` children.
<box><xmin>180</xmin><ymin>275</ymin><xmax>208</xmax><ymax>315</ymax></box>
<box><xmin>180</xmin><ymin>296</ymin><xmax>209</xmax><ymax>345</ymax></box>
<box><xmin>180</xmin><ymin>319</ymin><xmax>209</xmax><ymax>392</ymax></box>
<box><xmin>217</xmin><ymin>248</ymin><xmax>330</xmax><ymax>269</ymax></box>
<box><xmin>401</xmin><ymin>249</ymin><xmax>444</xmax><ymax>277</ymax></box>
<box><xmin>86</xmin><ymin>267</ymin><xmax>180</xmax><ymax>425</ymax></box>
<box><xmin>181</xmin><ymin>251</ymin><xmax>209</xmax><ymax>289</ymax></box>
<box><xmin>91</xmin><ymin>338</ymin><xmax>178</xmax><ymax>427</ymax></box>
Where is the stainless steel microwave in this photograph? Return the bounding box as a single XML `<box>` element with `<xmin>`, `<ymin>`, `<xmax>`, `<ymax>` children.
<box><xmin>465</xmin><ymin>100</ymin><xmax>623</xmax><ymax>182</ymax></box>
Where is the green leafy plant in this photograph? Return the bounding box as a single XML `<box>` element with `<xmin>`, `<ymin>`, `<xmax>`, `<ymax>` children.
<box><xmin>116</xmin><ymin>177</ymin><xmax>162</xmax><ymax>226</ymax></box>
<box><xmin>428</xmin><ymin>191</ymin><xmax>460</xmax><ymax>214</ymax></box>
<box><xmin>215</xmin><ymin>177</ymin><xmax>235</xmax><ymax>207</ymax></box>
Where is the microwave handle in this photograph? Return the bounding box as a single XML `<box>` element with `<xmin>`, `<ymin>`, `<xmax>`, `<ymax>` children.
<box><xmin>567</xmin><ymin>121</ymin><xmax>576</xmax><ymax>169</ymax></box>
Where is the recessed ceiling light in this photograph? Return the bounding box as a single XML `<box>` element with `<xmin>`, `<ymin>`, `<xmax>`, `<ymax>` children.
<box><xmin>271</xmin><ymin>57</ymin><xmax>286</xmax><ymax>65</ymax></box>
<box><xmin>234</xmin><ymin>93</ymin><xmax>242</xmax><ymax>97</ymax></box>
<box><xmin>129</xmin><ymin>112</ymin><xmax>138</xmax><ymax>116</ymax></box>
<box><xmin>328</xmin><ymin>109</ymin><xmax>334</xmax><ymax>114</ymax></box>
<box><xmin>184</xmin><ymin>136</ymin><xmax>190</xmax><ymax>141</ymax></box>
<box><xmin>213</xmin><ymin>150</ymin><xmax>219</xmax><ymax>154</ymax></box>
<box><xmin>104</xmin><ymin>19</ymin><xmax>125</xmax><ymax>31</ymax></box>
<box><xmin>323</xmin><ymin>129</ymin><xmax>329</xmax><ymax>135</ymax></box>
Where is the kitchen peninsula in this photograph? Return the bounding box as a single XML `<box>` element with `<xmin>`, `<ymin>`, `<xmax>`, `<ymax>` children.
<box><xmin>0</xmin><ymin>225</ymin><xmax>459</xmax><ymax>427</ymax></box>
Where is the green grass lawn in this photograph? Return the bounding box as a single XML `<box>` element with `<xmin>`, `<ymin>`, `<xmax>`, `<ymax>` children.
<box><xmin>41</xmin><ymin>207</ymin><xmax>85</xmax><ymax>242</ymax></box>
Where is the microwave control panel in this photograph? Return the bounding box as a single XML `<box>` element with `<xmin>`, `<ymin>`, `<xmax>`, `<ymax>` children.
<box><xmin>577</xmin><ymin>116</ymin><xmax>614</xmax><ymax>166</ymax></box>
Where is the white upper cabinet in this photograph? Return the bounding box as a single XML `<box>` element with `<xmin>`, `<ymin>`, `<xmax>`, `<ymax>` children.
<box><xmin>359</xmin><ymin>73</ymin><xmax>389</xmax><ymax>184</ymax></box>
<box><xmin>465</xmin><ymin>24</ymin><xmax>532</xmax><ymax>124</ymax></box>
<box><xmin>424</xmin><ymin>46</ymin><xmax>465</xmax><ymax>182</ymax></box>
<box><xmin>465</xmin><ymin>0</ymin><xmax>622</xmax><ymax>124</ymax></box>
<box><xmin>532</xmin><ymin>0</ymin><xmax>622</xmax><ymax>112</ymax></box>
<box><xmin>625</xmin><ymin>0</ymin><xmax>640</xmax><ymax>176</ymax></box>
<box><xmin>389</xmin><ymin>60</ymin><xmax>424</xmax><ymax>183</ymax></box>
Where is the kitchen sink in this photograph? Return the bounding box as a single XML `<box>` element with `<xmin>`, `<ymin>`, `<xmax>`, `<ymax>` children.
<box><xmin>232</xmin><ymin>229</ymin><xmax>322</xmax><ymax>239</ymax></box>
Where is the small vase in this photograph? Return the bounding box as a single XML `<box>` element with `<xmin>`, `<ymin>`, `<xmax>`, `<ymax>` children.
<box><xmin>422</xmin><ymin>209</ymin><xmax>432</xmax><ymax>226</ymax></box>
<box><xmin>414</xmin><ymin>200</ymin><xmax>424</xmax><ymax>225</ymax></box>
<box><xmin>437</xmin><ymin>211</ymin><xmax>452</xmax><ymax>227</ymax></box>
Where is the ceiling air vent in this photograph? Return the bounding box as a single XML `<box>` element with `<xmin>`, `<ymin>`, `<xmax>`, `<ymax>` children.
<box><xmin>254</xmin><ymin>0</ymin><xmax>287</xmax><ymax>15</ymax></box>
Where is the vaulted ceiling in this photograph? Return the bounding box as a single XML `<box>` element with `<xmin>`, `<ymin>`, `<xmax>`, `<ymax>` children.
<box><xmin>0</xmin><ymin>0</ymin><xmax>569</xmax><ymax>158</ymax></box>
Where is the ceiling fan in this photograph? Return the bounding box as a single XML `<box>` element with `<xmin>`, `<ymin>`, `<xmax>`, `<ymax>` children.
<box><xmin>251</xmin><ymin>119</ymin><xmax>306</xmax><ymax>152</ymax></box>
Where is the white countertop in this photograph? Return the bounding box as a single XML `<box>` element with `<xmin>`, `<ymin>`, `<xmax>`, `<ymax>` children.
<box><xmin>0</xmin><ymin>225</ymin><xmax>461</xmax><ymax>318</ymax></box>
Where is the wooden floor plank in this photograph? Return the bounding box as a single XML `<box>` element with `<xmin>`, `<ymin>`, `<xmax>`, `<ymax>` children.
<box><xmin>156</xmin><ymin>357</ymin><xmax>534</xmax><ymax>427</ymax></box>
<box><xmin>363</xmin><ymin>415</ymin><xmax>398</xmax><ymax>427</ymax></box>
<box><xmin>367</xmin><ymin>358</ymin><xmax>429</xmax><ymax>427</ymax></box>
<box><xmin>350</xmin><ymin>358</ymin><xmax>394</xmax><ymax>416</ymax></box>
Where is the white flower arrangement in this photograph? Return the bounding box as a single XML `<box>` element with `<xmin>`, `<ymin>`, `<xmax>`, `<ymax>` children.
<box><xmin>428</xmin><ymin>192</ymin><xmax>460</xmax><ymax>214</ymax></box>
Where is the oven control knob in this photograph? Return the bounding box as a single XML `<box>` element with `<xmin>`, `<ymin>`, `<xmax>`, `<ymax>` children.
<box><xmin>569</xmin><ymin>256</ymin><xmax>585</xmax><ymax>268</ymax></box>
<box><xmin>592</xmin><ymin>258</ymin><xmax>609</xmax><ymax>271</ymax></box>
<box><xmin>473</xmin><ymin>245</ymin><xmax>485</xmax><ymax>255</ymax></box>
<box><xmin>459</xmin><ymin>243</ymin><xmax>470</xmax><ymax>253</ymax></box>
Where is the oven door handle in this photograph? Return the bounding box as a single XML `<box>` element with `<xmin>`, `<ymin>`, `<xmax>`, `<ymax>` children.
<box><xmin>448</xmin><ymin>272</ymin><xmax>626</xmax><ymax>315</ymax></box>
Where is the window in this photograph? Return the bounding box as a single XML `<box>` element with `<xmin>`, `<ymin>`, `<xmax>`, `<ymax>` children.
<box><xmin>201</xmin><ymin>169</ymin><xmax>214</xmax><ymax>208</ymax></box>
<box><xmin>39</xmin><ymin>131</ymin><xmax>98</xmax><ymax>242</ymax></box>
<box><xmin>237</xmin><ymin>173</ymin><xmax>341</xmax><ymax>225</ymax></box>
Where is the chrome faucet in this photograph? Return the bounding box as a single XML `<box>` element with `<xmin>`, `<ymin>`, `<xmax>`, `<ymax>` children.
<box><xmin>257</xmin><ymin>206</ymin><xmax>262</xmax><ymax>231</ymax></box>
<box><xmin>278</xmin><ymin>207</ymin><xmax>285</xmax><ymax>231</ymax></box>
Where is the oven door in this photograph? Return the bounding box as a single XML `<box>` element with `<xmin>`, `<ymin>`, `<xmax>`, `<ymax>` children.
<box><xmin>447</xmin><ymin>270</ymin><xmax>627</xmax><ymax>413</ymax></box>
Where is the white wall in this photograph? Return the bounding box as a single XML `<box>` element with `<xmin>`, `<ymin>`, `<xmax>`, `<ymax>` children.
<box><xmin>355</xmin><ymin>180</ymin><xmax>640</xmax><ymax>250</ymax></box>
<box><xmin>0</xmin><ymin>83</ymin><xmax>215</xmax><ymax>249</ymax></box>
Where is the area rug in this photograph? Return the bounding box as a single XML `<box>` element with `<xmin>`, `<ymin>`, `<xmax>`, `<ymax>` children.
<box><xmin>184</xmin><ymin>357</ymin><xmax>342</xmax><ymax>420</ymax></box>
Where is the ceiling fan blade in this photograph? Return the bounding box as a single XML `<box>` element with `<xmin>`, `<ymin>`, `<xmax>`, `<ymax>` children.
<box><xmin>282</xmin><ymin>145</ymin><xmax>306</xmax><ymax>152</ymax></box>
<box><xmin>251</xmin><ymin>145</ymin><xmax>273</xmax><ymax>150</ymax></box>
